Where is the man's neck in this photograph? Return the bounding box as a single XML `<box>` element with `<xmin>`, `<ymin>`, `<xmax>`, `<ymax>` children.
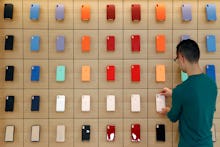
<box><xmin>186</xmin><ymin>63</ymin><xmax>203</xmax><ymax>76</ymax></box>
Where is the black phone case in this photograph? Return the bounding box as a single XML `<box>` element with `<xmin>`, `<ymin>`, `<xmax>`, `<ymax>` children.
<box><xmin>5</xmin><ymin>96</ymin><xmax>14</xmax><ymax>112</ymax></box>
<box><xmin>31</xmin><ymin>96</ymin><xmax>40</xmax><ymax>111</ymax></box>
<box><xmin>4</xmin><ymin>4</ymin><xmax>13</xmax><ymax>19</ymax></box>
<box><xmin>156</xmin><ymin>124</ymin><xmax>165</xmax><ymax>141</ymax></box>
<box><xmin>5</xmin><ymin>66</ymin><xmax>14</xmax><ymax>81</ymax></box>
<box><xmin>82</xmin><ymin>125</ymin><xmax>90</xmax><ymax>141</ymax></box>
<box><xmin>5</xmin><ymin>35</ymin><xmax>14</xmax><ymax>50</ymax></box>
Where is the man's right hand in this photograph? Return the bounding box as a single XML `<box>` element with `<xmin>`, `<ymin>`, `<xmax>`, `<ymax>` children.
<box><xmin>160</xmin><ymin>87</ymin><xmax>172</xmax><ymax>97</ymax></box>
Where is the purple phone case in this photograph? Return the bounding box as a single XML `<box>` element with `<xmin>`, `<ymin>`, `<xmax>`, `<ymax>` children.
<box><xmin>56</xmin><ymin>36</ymin><xmax>65</xmax><ymax>51</ymax></box>
<box><xmin>56</xmin><ymin>4</ymin><xmax>64</xmax><ymax>20</ymax></box>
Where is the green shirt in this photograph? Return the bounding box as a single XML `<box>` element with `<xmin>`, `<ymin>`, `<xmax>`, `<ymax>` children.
<box><xmin>167</xmin><ymin>73</ymin><xmax>217</xmax><ymax>147</ymax></box>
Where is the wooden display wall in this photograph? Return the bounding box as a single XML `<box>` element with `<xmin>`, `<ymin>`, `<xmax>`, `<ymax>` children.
<box><xmin>0</xmin><ymin>0</ymin><xmax>220</xmax><ymax>147</ymax></box>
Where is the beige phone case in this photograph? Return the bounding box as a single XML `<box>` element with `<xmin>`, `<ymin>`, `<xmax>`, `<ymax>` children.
<box><xmin>31</xmin><ymin>125</ymin><xmax>40</xmax><ymax>142</ymax></box>
<box><xmin>56</xmin><ymin>125</ymin><xmax>65</xmax><ymax>142</ymax></box>
<box><xmin>5</xmin><ymin>125</ymin><xmax>14</xmax><ymax>142</ymax></box>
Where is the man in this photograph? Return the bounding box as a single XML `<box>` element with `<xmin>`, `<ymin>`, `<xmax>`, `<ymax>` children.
<box><xmin>160</xmin><ymin>39</ymin><xmax>217</xmax><ymax>147</ymax></box>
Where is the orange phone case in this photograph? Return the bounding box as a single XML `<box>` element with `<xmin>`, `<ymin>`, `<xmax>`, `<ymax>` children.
<box><xmin>81</xmin><ymin>4</ymin><xmax>90</xmax><ymax>21</ymax></box>
<box><xmin>82</xmin><ymin>65</ymin><xmax>90</xmax><ymax>82</ymax></box>
<box><xmin>156</xmin><ymin>4</ymin><xmax>166</xmax><ymax>21</ymax></box>
<box><xmin>156</xmin><ymin>35</ymin><xmax>166</xmax><ymax>52</ymax></box>
<box><xmin>82</xmin><ymin>36</ymin><xmax>90</xmax><ymax>52</ymax></box>
<box><xmin>156</xmin><ymin>64</ymin><xmax>165</xmax><ymax>82</ymax></box>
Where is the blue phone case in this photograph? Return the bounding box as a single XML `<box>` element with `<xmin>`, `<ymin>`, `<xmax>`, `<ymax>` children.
<box><xmin>206</xmin><ymin>35</ymin><xmax>216</xmax><ymax>52</ymax></box>
<box><xmin>206</xmin><ymin>4</ymin><xmax>216</xmax><ymax>21</ymax></box>
<box><xmin>30</xmin><ymin>4</ymin><xmax>40</xmax><ymax>20</ymax></box>
<box><xmin>181</xmin><ymin>35</ymin><xmax>190</xmax><ymax>41</ymax></box>
<box><xmin>206</xmin><ymin>64</ymin><xmax>216</xmax><ymax>82</ymax></box>
<box><xmin>31</xmin><ymin>35</ymin><xmax>40</xmax><ymax>51</ymax></box>
<box><xmin>31</xmin><ymin>66</ymin><xmax>40</xmax><ymax>81</ymax></box>
<box><xmin>182</xmin><ymin>4</ymin><xmax>192</xmax><ymax>21</ymax></box>
<box><xmin>56</xmin><ymin>4</ymin><xmax>64</xmax><ymax>20</ymax></box>
<box><xmin>31</xmin><ymin>96</ymin><xmax>40</xmax><ymax>111</ymax></box>
<box><xmin>56</xmin><ymin>36</ymin><xmax>65</xmax><ymax>51</ymax></box>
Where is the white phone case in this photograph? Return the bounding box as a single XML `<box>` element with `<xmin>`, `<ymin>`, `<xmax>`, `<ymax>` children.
<box><xmin>82</xmin><ymin>95</ymin><xmax>90</xmax><ymax>112</ymax></box>
<box><xmin>131</xmin><ymin>94</ymin><xmax>140</xmax><ymax>112</ymax></box>
<box><xmin>56</xmin><ymin>95</ymin><xmax>65</xmax><ymax>112</ymax></box>
<box><xmin>31</xmin><ymin>125</ymin><xmax>40</xmax><ymax>142</ymax></box>
<box><xmin>56</xmin><ymin>125</ymin><xmax>65</xmax><ymax>142</ymax></box>
<box><xmin>5</xmin><ymin>125</ymin><xmax>14</xmax><ymax>142</ymax></box>
<box><xmin>106</xmin><ymin>95</ymin><xmax>115</xmax><ymax>111</ymax></box>
<box><xmin>156</xmin><ymin>94</ymin><xmax>165</xmax><ymax>112</ymax></box>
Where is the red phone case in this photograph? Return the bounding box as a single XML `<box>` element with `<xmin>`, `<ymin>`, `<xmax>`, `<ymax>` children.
<box><xmin>131</xmin><ymin>64</ymin><xmax>140</xmax><ymax>82</ymax></box>
<box><xmin>131</xmin><ymin>124</ymin><xmax>140</xmax><ymax>142</ymax></box>
<box><xmin>131</xmin><ymin>35</ymin><xmax>140</xmax><ymax>52</ymax></box>
<box><xmin>131</xmin><ymin>4</ymin><xmax>141</xmax><ymax>21</ymax></box>
<box><xmin>106</xmin><ymin>36</ymin><xmax>115</xmax><ymax>51</ymax></box>
<box><xmin>106</xmin><ymin>65</ymin><xmax>115</xmax><ymax>81</ymax></box>
<box><xmin>107</xmin><ymin>4</ymin><xmax>115</xmax><ymax>20</ymax></box>
<box><xmin>107</xmin><ymin>125</ymin><xmax>115</xmax><ymax>141</ymax></box>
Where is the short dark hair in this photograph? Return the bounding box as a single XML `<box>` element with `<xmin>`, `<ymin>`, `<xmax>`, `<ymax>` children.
<box><xmin>176</xmin><ymin>39</ymin><xmax>200</xmax><ymax>63</ymax></box>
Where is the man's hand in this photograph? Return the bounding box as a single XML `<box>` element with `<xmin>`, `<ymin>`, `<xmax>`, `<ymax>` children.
<box><xmin>160</xmin><ymin>87</ymin><xmax>172</xmax><ymax>97</ymax></box>
<box><xmin>160</xmin><ymin>107</ymin><xmax>171</xmax><ymax>115</ymax></box>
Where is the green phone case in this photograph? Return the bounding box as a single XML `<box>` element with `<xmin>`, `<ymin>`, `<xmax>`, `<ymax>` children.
<box><xmin>181</xmin><ymin>71</ymin><xmax>188</xmax><ymax>82</ymax></box>
<box><xmin>56</xmin><ymin>65</ymin><xmax>65</xmax><ymax>82</ymax></box>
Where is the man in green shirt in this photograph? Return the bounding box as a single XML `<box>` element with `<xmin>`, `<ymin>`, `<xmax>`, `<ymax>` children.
<box><xmin>160</xmin><ymin>39</ymin><xmax>217</xmax><ymax>147</ymax></box>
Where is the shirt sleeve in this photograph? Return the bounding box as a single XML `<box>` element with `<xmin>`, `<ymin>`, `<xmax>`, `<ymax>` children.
<box><xmin>167</xmin><ymin>88</ymin><xmax>182</xmax><ymax>122</ymax></box>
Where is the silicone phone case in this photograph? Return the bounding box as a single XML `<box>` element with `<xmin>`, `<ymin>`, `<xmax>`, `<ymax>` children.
<box><xmin>56</xmin><ymin>65</ymin><xmax>66</xmax><ymax>82</ymax></box>
<box><xmin>5</xmin><ymin>66</ymin><xmax>14</xmax><ymax>81</ymax></box>
<box><xmin>56</xmin><ymin>95</ymin><xmax>65</xmax><ymax>112</ymax></box>
<box><xmin>206</xmin><ymin>35</ymin><xmax>216</xmax><ymax>52</ymax></box>
<box><xmin>56</xmin><ymin>36</ymin><xmax>65</xmax><ymax>51</ymax></box>
<box><xmin>82</xmin><ymin>36</ymin><xmax>90</xmax><ymax>52</ymax></box>
<box><xmin>31</xmin><ymin>35</ymin><xmax>40</xmax><ymax>51</ymax></box>
<box><xmin>206</xmin><ymin>4</ymin><xmax>217</xmax><ymax>21</ymax></box>
<box><xmin>156</xmin><ymin>64</ymin><xmax>166</xmax><ymax>82</ymax></box>
<box><xmin>56</xmin><ymin>4</ymin><xmax>64</xmax><ymax>20</ymax></box>
<box><xmin>156</xmin><ymin>124</ymin><xmax>165</xmax><ymax>141</ymax></box>
<box><xmin>81</xmin><ymin>4</ymin><xmax>90</xmax><ymax>21</ymax></box>
<box><xmin>182</xmin><ymin>4</ymin><xmax>192</xmax><ymax>21</ymax></box>
<box><xmin>156</xmin><ymin>94</ymin><xmax>165</xmax><ymax>112</ymax></box>
<box><xmin>5</xmin><ymin>125</ymin><xmax>14</xmax><ymax>142</ymax></box>
<box><xmin>81</xmin><ymin>95</ymin><xmax>90</xmax><ymax>112</ymax></box>
<box><xmin>31</xmin><ymin>66</ymin><xmax>40</xmax><ymax>81</ymax></box>
<box><xmin>5</xmin><ymin>35</ymin><xmax>14</xmax><ymax>50</ymax></box>
<box><xmin>131</xmin><ymin>4</ymin><xmax>141</xmax><ymax>21</ymax></box>
<box><xmin>5</xmin><ymin>96</ymin><xmax>14</xmax><ymax>112</ymax></box>
<box><xmin>31</xmin><ymin>96</ymin><xmax>40</xmax><ymax>111</ymax></box>
<box><xmin>81</xmin><ymin>65</ymin><xmax>90</xmax><ymax>82</ymax></box>
<box><xmin>131</xmin><ymin>124</ymin><xmax>140</xmax><ymax>142</ymax></box>
<box><xmin>156</xmin><ymin>35</ymin><xmax>166</xmax><ymax>52</ymax></box>
<box><xmin>106</xmin><ymin>125</ymin><xmax>115</xmax><ymax>141</ymax></box>
<box><xmin>30</xmin><ymin>4</ymin><xmax>40</xmax><ymax>20</ymax></box>
<box><xmin>82</xmin><ymin>125</ymin><xmax>90</xmax><ymax>141</ymax></box>
<box><xmin>131</xmin><ymin>94</ymin><xmax>140</xmax><ymax>112</ymax></box>
<box><xmin>107</xmin><ymin>4</ymin><xmax>115</xmax><ymax>20</ymax></box>
<box><xmin>106</xmin><ymin>35</ymin><xmax>115</xmax><ymax>51</ymax></box>
<box><xmin>131</xmin><ymin>35</ymin><xmax>140</xmax><ymax>52</ymax></box>
<box><xmin>106</xmin><ymin>65</ymin><xmax>115</xmax><ymax>81</ymax></box>
<box><xmin>4</xmin><ymin>4</ymin><xmax>13</xmax><ymax>19</ymax></box>
<box><xmin>56</xmin><ymin>125</ymin><xmax>65</xmax><ymax>142</ymax></box>
<box><xmin>155</xmin><ymin>3</ymin><xmax>166</xmax><ymax>21</ymax></box>
<box><xmin>131</xmin><ymin>64</ymin><xmax>140</xmax><ymax>82</ymax></box>
<box><xmin>106</xmin><ymin>95</ymin><xmax>115</xmax><ymax>112</ymax></box>
<box><xmin>31</xmin><ymin>125</ymin><xmax>40</xmax><ymax>142</ymax></box>
<box><xmin>206</xmin><ymin>64</ymin><xmax>216</xmax><ymax>82</ymax></box>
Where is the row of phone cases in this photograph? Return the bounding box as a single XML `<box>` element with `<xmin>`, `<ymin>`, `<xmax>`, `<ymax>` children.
<box><xmin>4</xmin><ymin>64</ymin><xmax>216</xmax><ymax>83</ymax></box>
<box><xmin>3</xmin><ymin>123</ymin><xmax>170</xmax><ymax>142</ymax></box>
<box><xmin>4</xmin><ymin>34</ymin><xmax>218</xmax><ymax>53</ymax></box>
<box><xmin>3</xmin><ymin>3</ymin><xmax>218</xmax><ymax>21</ymax></box>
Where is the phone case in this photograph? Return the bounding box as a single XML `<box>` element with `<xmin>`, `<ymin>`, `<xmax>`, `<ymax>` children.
<box><xmin>56</xmin><ymin>4</ymin><xmax>64</xmax><ymax>20</ymax></box>
<box><xmin>106</xmin><ymin>35</ymin><xmax>115</xmax><ymax>51</ymax></box>
<box><xmin>156</xmin><ymin>64</ymin><xmax>166</xmax><ymax>82</ymax></box>
<box><xmin>131</xmin><ymin>35</ymin><xmax>140</xmax><ymax>52</ymax></box>
<box><xmin>107</xmin><ymin>4</ymin><xmax>115</xmax><ymax>21</ymax></box>
<box><xmin>131</xmin><ymin>64</ymin><xmax>140</xmax><ymax>82</ymax></box>
<box><xmin>5</xmin><ymin>125</ymin><xmax>14</xmax><ymax>142</ymax></box>
<box><xmin>30</xmin><ymin>4</ymin><xmax>40</xmax><ymax>20</ymax></box>
<box><xmin>5</xmin><ymin>96</ymin><xmax>14</xmax><ymax>112</ymax></box>
<box><xmin>131</xmin><ymin>4</ymin><xmax>141</xmax><ymax>22</ymax></box>
<box><xmin>4</xmin><ymin>4</ymin><xmax>13</xmax><ymax>19</ymax></box>
<box><xmin>107</xmin><ymin>125</ymin><xmax>115</xmax><ymax>141</ymax></box>
<box><xmin>106</xmin><ymin>95</ymin><xmax>115</xmax><ymax>112</ymax></box>
<box><xmin>5</xmin><ymin>66</ymin><xmax>14</xmax><ymax>81</ymax></box>
<box><xmin>31</xmin><ymin>96</ymin><xmax>40</xmax><ymax>111</ymax></box>
<box><xmin>206</xmin><ymin>35</ymin><xmax>216</xmax><ymax>52</ymax></box>
<box><xmin>131</xmin><ymin>94</ymin><xmax>140</xmax><ymax>112</ymax></box>
<box><xmin>56</xmin><ymin>65</ymin><xmax>66</xmax><ymax>82</ymax></box>
<box><xmin>131</xmin><ymin>124</ymin><xmax>140</xmax><ymax>142</ymax></box>
<box><xmin>181</xmin><ymin>71</ymin><xmax>188</xmax><ymax>82</ymax></box>
<box><xmin>211</xmin><ymin>123</ymin><xmax>216</xmax><ymax>142</ymax></box>
<box><xmin>81</xmin><ymin>36</ymin><xmax>90</xmax><ymax>52</ymax></box>
<box><xmin>81</xmin><ymin>4</ymin><xmax>90</xmax><ymax>21</ymax></box>
<box><xmin>31</xmin><ymin>125</ymin><xmax>40</xmax><ymax>142</ymax></box>
<box><xmin>106</xmin><ymin>65</ymin><xmax>115</xmax><ymax>81</ymax></box>
<box><xmin>156</xmin><ymin>124</ymin><xmax>165</xmax><ymax>142</ymax></box>
<box><xmin>82</xmin><ymin>125</ymin><xmax>90</xmax><ymax>141</ymax></box>
<box><xmin>206</xmin><ymin>4</ymin><xmax>217</xmax><ymax>21</ymax></box>
<box><xmin>181</xmin><ymin>35</ymin><xmax>190</xmax><ymax>41</ymax></box>
<box><xmin>81</xmin><ymin>95</ymin><xmax>90</xmax><ymax>112</ymax></box>
<box><xmin>182</xmin><ymin>4</ymin><xmax>192</xmax><ymax>21</ymax></box>
<box><xmin>155</xmin><ymin>3</ymin><xmax>166</xmax><ymax>21</ymax></box>
<box><xmin>56</xmin><ymin>36</ymin><xmax>65</xmax><ymax>51</ymax></box>
<box><xmin>5</xmin><ymin>35</ymin><xmax>14</xmax><ymax>50</ymax></box>
<box><xmin>206</xmin><ymin>64</ymin><xmax>216</xmax><ymax>82</ymax></box>
<box><xmin>56</xmin><ymin>125</ymin><xmax>65</xmax><ymax>142</ymax></box>
<box><xmin>156</xmin><ymin>94</ymin><xmax>165</xmax><ymax>112</ymax></box>
<box><xmin>31</xmin><ymin>66</ymin><xmax>40</xmax><ymax>81</ymax></box>
<box><xmin>31</xmin><ymin>35</ymin><xmax>40</xmax><ymax>51</ymax></box>
<box><xmin>56</xmin><ymin>95</ymin><xmax>65</xmax><ymax>112</ymax></box>
<box><xmin>81</xmin><ymin>65</ymin><xmax>90</xmax><ymax>82</ymax></box>
<box><xmin>156</xmin><ymin>35</ymin><xmax>166</xmax><ymax>52</ymax></box>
